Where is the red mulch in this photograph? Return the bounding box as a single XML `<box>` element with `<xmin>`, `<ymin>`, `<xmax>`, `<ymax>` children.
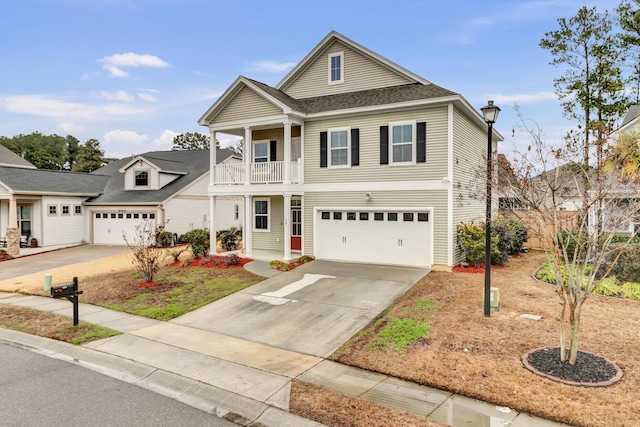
<box><xmin>452</xmin><ymin>264</ymin><xmax>508</xmax><ymax>273</ymax></box>
<box><xmin>138</xmin><ymin>281</ymin><xmax>158</xmax><ymax>288</ymax></box>
<box><xmin>169</xmin><ymin>255</ymin><xmax>252</xmax><ymax>269</ymax></box>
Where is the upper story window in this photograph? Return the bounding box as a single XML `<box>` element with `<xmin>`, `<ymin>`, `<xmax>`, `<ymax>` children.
<box><xmin>135</xmin><ymin>170</ymin><xmax>149</xmax><ymax>186</ymax></box>
<box><xmin>390</xmin><ymin>121</ymin><xmax>416</xmax><ymax>165</ymax></box>
<box><xmin>254</xmin><ymin>141</ymin><xmax>269</xmax><ymax>163</ymax></box>
<box><xmin>329</xmin><ymin>127</ymin><xmax>350</xmax><ymax>168</ymax></box>
<box><xmin>328</xmin><ymin>52</ymin><xmax>344</xmax><ymax>84</ymax></box>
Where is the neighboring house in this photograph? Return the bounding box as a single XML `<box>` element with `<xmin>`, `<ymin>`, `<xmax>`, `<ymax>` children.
<box><xmin>199</xmin><ymin>31</ymin><xmax>503</xmax><ymax>269</ymax></box>
<box><xmin>0</xmin><ymin>144</ymin><xmax>37</xmax><ymax>169</ymax></box>
<box><xmin>86</xmin><ymin>149</ymin><xmax>242</xmax><ymax>244</ymax></box>
<box><xmin>0</xmin><ymin>149</ymin><xmax>242</xmax><ymax>251</ymax></box>
<box><xmin>616</xmin><ymin>104</ymin><xmax>640</xmax><ymax>135</ymax></box>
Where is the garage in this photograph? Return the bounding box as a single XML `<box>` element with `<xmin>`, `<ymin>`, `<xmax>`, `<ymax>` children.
<box><xmin>315</xmin><ymin>208</ymin><xmax>432</xmax><ymax>268</ymax></box>
<box><xmin>92</xmin><ymin>211</ymin><xmax>156</xmax><ymax>245</ymax></box>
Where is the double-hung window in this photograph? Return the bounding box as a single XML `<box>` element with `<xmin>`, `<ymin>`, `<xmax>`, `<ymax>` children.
<box><xmin>254</xmin><ymin>141</ymin><xmax>269</xmax><ymax>163</ymax></box>
<box><xmin>328</xmin><ymin>52</ymin><xmax>344</xmax><ymax>84</ymax></box>
<box><xmin>135</xmin><ymin>170</ymin><xmax>149</xmax><ymax>186</ymax></box>
<box><xmin>390</xmin><ymin>122</ymin><xmax>415</xmax><ymax>164</ymax></box>
<box><xmin>329</xmin><ymin>127</ymin><xmax>350</xmax><ymax>168</ymax></box>
<box><xmin>254</xmin><ymin>198</ymin><xmax>270</xmax><ymax>232</ymax></box>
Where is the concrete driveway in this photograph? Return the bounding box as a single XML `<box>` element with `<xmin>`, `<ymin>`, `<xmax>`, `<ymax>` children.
<box><xmin>0</xmin><ymin>245</ymin><xmax>130</xmax><ymax>281</ymax></box>
<box><xmin>172</xmin><ymin>260</ymin><xmax>429</xmax><ymax>358</ymax></box>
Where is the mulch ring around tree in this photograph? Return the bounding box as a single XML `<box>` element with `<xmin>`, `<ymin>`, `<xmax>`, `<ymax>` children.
<box><xmin>522</xmin><ymin>347</ymin><xmax>623</xmax><ymax>387</ymax></box>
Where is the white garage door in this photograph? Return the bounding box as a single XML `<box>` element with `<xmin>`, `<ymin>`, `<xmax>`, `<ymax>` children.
<box><xmin>93</xmin><ymin>212</ymin><xmax>156</xmax><ymax>245</ymax></box>
<box><xmin>315</xmin><ymin>209</ymin><xmax>431</xmax><ymax>268</ymax></box>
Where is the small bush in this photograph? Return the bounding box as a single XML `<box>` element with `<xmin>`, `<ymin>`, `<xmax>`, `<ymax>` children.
<box><xmin>179</xmin><ymin>229</ymin><xmax>210</xmax><ymax>258</ymax></box>
<box><xmin>223</xmin><ymin>253</ymin><xmax>240</xmax><ymax>266</ymax></box>
<box><xmin>594</xmin><ymin>277</ymin><xmax>620</xmax><ymax>296</ymax></box>
<box><xmin>621</xmin><ymin>282</ymin><xmax>640</xmax><ymax>301</ymax></box>
<box><xmin>167</xmin><ymin>248</ymin><xmax>186</xmax><ymax>263</ymax></box>
<box><xmin>156</xmin><ymin>231</ymin><xmax>174</xmax><ymax>247</ymax></box>
<box><xmin>456</xmin><ymin>220</ymin><xmax>504</xmax><ymax>267</ymax></box>
<box><xmin>609</xmin><ymin>243</ymin><xmax>640</xmax><ymax>283</ymax></box>
<box><xmin>219</xmin><ymin>230</ymin><xmax>240</xmax><ymax>251</ymax></box>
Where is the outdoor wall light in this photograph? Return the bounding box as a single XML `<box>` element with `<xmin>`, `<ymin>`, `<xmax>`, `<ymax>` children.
<box><xmin>480</xmin><ymin>100</ymin><xmax>500</xmax><ymax>318</ymax></box>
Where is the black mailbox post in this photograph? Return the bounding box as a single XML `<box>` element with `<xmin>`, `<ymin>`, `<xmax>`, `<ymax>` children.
<box><xmin>51</xmin><ymin>277</ymin><xmax>83</xmax><ymax>326</ymax></box>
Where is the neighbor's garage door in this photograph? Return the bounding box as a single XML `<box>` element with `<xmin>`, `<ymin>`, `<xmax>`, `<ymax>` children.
<box><xmin>93</xmin><ymin>212</ymin><xmax>156</xmax><ymax>245</ymax></box>
<box><xmin>315</xmin><ymin>209</ymin><xmax>431</xmax><ymax>268</ymax></box>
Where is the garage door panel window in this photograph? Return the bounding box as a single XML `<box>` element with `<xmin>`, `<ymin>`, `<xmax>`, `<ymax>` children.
<box><xmin>254</xmin><ymin>199</ymin><xmax>270</xmax><ymax>232</ymax></box>
<box><xmin>387</xmin><ymin>212</ymin><xmax>398</xmax><ymax>221</ymax></box>
<box><xmin>359</xmin><ymin>212</ymin><xmax>369</xmax><ymax>221</ymax></box>
<box><xmin>321</xmin><ymin>211</ymin><xmax>330</xmax><ymax>220</ymax></box>
<box><xmin>403</xmin><ymin>213</ymin><xmax>414</xmax><ymax>222</ymax></box>
<box><xmin>333</xmin><ymin>212</ymin><xmax>342</xmax><ymax>220</ymax></box>
<box><xmin>418</xmin><ymin>212</ymin><xmax>429</xmax><ymax>222</ymax></box>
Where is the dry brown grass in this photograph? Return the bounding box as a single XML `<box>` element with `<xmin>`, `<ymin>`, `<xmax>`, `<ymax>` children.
<box><xmin>329</xmin><ymin>251</ymin><xmax>640</xmax><ymax>426</ymax></box>
<box><xmin>290</xmin><ymin>379</ymin><xmax>446</xmax><ymax>427</ymax></box>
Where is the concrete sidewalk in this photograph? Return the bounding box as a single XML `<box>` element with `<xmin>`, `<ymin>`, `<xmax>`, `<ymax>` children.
<box><xmin>0</xmin><ymin>292</ymin><xmax>568</xmax><ymax>427</ymax></box>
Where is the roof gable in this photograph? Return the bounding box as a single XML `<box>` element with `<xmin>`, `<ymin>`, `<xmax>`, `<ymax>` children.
<box><xmin>0</xmin><ymin>144</ymin><xmax>37</xmax><ymax>169</ymax></box>
<box><xmin>276</xmin><ymin>31</ymin><xmax>430</xmax><ymax>99</ymax></box>
<box><xmin>119</xmin><ymin>155</ymin><xmax>188</xmax><ymax>175</ymax></box>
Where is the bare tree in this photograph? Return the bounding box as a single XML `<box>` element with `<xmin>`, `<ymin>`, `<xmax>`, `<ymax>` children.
<box><xmin>123</xmin><ymin>219</ymin><xmax>163</xmax><ymax>284</ymax></box>
<box><xmin>504</xmin><ymin>111</ymin><xmax>640</xmax><ymax>365</ymax></box>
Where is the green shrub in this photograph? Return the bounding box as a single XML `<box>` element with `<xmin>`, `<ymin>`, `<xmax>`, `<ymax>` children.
<box><xmin>456</xmin><ymin>220</ymin><xmax>505</xmax><ymax>267</ymax></box>
<box><xmin>219</xmin><ymin>230</ymin><xmax>240</xmax><ymax>251</ymax></box>
<box><xmin>609</xmin><ymin>243</ymin><xmax>640</xmax><ymax>283</ymax></box>
<box><xmin>179</xmin><ymin>229</ymin><xmax>210</xmax><ymax>258</ymax></box>
<box><xmin>594</xmin><ymin>277</ymin><xmax>620</xmax><ymax>297</ymax></box>
<box><xmin>156</xmin><ymin>231</ymin><xmax>174</xmax><ymax>247</ymax></box>
<box><xmin>621</xmin><ymin>282</ymin><xmax>640</xmax><ymax>301</ymax></box>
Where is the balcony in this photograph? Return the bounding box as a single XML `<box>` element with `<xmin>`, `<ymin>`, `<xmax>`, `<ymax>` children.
<box><xmin>214</xmin><ymin>161</ymin><xmax>301</xmax><ymax>185</ymax></box>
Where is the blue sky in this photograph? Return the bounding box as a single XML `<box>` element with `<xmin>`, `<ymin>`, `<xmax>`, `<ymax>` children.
<box><xmin>0</xmin><ymin>0</ymin><xmax>623</xmax><ymax>159</ymax></box>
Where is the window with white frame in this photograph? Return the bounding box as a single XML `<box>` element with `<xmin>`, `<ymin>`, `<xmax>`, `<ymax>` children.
<box><xmin>61</xmin><ymin>205</ymin><xmax>70</xmax><ymax>215</ymax></box>
<box><xmin>329</xmin><ymin>128</ymin><xmax>350</xmax><ymax>167</ymax></box>
<box><xmin>254</xmin><ymin>198</ymin><xmax>270</xmax><ymax>231</ymax></box>
<box><xmin>74</xmin><ymin>205</ymin><xmax>82</xmax><ymax>215</ymax></box>
<box><xmin>253</xmin><ymin>141</ymin><xmax>269</xmax><ymax>163</ymax></box>
<box><xmin>328</xmin><ymin>52</ymin><xmax>344</xmax><ymax>84</ymax></box>
<box><xmin>135</xmin><ymin>170</ymin><xmax>149</xmax><ymax>186</ymax></box>
<box><xmin>390</xmin><ymin>122</ymin><xmax>415</xmax><ymax>164</ymax></box>
<box><xmin>48</xmin><ymin>205</ymin><xmax>57</xmax><ymax>216</ymax></box>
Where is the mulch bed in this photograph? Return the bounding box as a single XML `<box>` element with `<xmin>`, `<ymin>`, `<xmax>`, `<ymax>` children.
<box><xmin>169</xmin><ymin>255</ymin><xmax>252</xmax><ymax>269</ymax></box>
<box><xmin>523</xmin><ymin>347</ymin><xmax>623</xmax><ymax>386</ymax></box>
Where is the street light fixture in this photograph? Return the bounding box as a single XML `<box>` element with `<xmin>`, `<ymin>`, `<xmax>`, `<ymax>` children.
<box><xmin>480</xmin><ymin>100</ymin><xmax>500</xmax><ymax>317</ymax></box>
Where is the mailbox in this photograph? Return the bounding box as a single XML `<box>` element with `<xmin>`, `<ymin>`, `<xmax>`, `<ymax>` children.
<box><xmin>49</xmin><ymin>277</ymin><xmax>83</xmax><ymax>326</ymax></box>
<box><xmin>51</xmin><ymin>284</ymin><xmax>76</xmax><ymax>299</ymax></box>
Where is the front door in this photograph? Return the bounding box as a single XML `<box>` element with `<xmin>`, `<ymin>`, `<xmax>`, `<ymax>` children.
<box><xmin>291</xmin><ymin>200</ymin><xmax>301</xmax><ymax>251</ymax></box>
<box><xmin>18</xmin><ymin>205</ymin><xmax>31</xmax><ymax>237</ymax></box>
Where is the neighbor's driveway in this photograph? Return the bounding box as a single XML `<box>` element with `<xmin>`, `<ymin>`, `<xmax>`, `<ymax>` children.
<box><xmin>172</xmin><ymin>260</ymin><xmax>429</xmax><ymax>358</ymax></box>
<box><xmin>0</xmin><ymin>245</ymin><xmax>130</xmax><ymax>282</ymax></box>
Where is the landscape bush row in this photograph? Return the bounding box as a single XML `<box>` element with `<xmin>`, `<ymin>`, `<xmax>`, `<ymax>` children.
<box><xmin>456</xmin><ymin>217</ymin><xmax>528</xmax><ymax>267</ymax></box>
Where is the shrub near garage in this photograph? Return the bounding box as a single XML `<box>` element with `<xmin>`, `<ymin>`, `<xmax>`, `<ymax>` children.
<box><xmin>179</xmin><ymin>229</ymin><xmax>210</xmax><ymax>258</ymax></box>
<box><xmin>456</xmin><ymin>218</ymin><xmax>526</xmax><ymax>267</ymax></box>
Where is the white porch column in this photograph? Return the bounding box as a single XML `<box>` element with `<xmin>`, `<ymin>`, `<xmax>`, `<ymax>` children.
<box><xmin>8</xmin><ymin>195</ymin><xmax>17</xmax><ymax>228</ymax></box>
<box><xmin>283</xmin><ymin>193</ymin><xmax>291</xmax><ymax>262</ymax></box>
<box><xmin>244</xmin><ymin>195</ymin><xmax>253</xmax><ymax>257</ymax></box>
<box><xmin>209</xmin><ymin>196</ymin><xmax>217</xmax><ymax>255</ymax></box>
<box><xmin>209</xmin><ymin>130</ymin><xmax>217</xmax><ymax>185</ymax></box>
<box><xmin>283</xmin><ymin>121</ymin><xmax>291</xmax><ymax>184</ymax></box>
<box><xmin>244</xmin><ymin>127</ymin><xmax>252</xmax><ymax>185</ymax></box>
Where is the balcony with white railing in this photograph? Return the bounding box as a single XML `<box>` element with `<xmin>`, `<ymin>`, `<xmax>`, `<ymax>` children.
<box><xmin>214</xmin><ymin>161</ymin><xmax>301</xmax><ymax>185</ymax></box>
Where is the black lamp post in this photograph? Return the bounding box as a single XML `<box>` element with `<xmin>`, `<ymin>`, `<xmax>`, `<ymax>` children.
<box><xmin>480</xmin><ymin>100</ymin><xmax>500</xmax><ymax>317</ymax></box>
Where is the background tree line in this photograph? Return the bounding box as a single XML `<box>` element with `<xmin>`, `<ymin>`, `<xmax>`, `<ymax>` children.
<box><xmin>0</xmin><ymin>132</ymin><xmax>113</xmax><ymax>172</ymax></box>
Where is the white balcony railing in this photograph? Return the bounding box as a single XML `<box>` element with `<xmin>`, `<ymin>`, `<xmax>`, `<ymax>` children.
<box><xmin>214</xmin><ymin>161</ymin><xmax>301</xmax><ymax>184</ymax></box>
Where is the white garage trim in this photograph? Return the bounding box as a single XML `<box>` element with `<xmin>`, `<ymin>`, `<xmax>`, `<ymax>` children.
<box><xmin>313</xmin><ymin>206</ymin><xmax>433</xmax><ymax>268</ymax></box>
<box><xmin>91</xmin><ymin>210</ymin><xmax>157</xmax><ymax>245</ymax></box>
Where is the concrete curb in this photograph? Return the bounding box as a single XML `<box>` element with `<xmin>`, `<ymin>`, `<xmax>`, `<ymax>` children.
<box><xmin>0</xmin><ymin>329</ymin><xmax>325</xmax><ymax>427</ymax></box>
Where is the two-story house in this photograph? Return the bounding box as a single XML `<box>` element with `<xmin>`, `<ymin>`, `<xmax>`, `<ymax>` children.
<box><xmin>199</xmin><ymin>31</ymin><xmax>503</xmax><ymax>269</ymax></box>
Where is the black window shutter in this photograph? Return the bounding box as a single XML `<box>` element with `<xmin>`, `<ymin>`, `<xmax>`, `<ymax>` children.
<box><xmin>270</xmin><ymin>140</ymin><xmax>277</xmax><ymax>162</ymax></box>
<box><xmin>417</xmin><ymin>122</ymin><xmax>426</xmax><ymax>163</ymax></box>
<box><xmin>320</xmin><ymin>132</ymin><xmax>328</xmax><ymax>168</ymax></box>
<box><xmin>351</xmin><ymin>128</ymin><xmax>360</xmax><ymax>166</ymax></box>
<box><xmin>380</xmin><ymin>126</ymin><xmax>389</xmax><ymax>165</ymax></box>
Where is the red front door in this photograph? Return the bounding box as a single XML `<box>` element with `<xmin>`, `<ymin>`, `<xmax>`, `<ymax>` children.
<box><xmin>291</xmin><ymin>206</ymin><xmax>301</xmax><ymax>251</ymax></box>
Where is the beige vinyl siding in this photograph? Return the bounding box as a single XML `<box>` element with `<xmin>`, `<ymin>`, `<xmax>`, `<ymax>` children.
<box><xmin>284</xmin><ymin>41</ymin><xmax>413</xmax><ymax>99</ymax></box>
<box><xmin>303</xmin><ymin>190</ymin><xmax>448</xmax><ymax>266</ymax></box>
<box><xmin>252</xmin><ymin>196</ymin><xmax>285</xmax><ymax>251</ymax></box>
<box><xmin>304</xmin><ymin>106</ymin><xmax>448</xmax><ymax>184</ymax></box>
<box><xmin>213</xmin><ymin>86</ymin><xmax>282</xmax><ymax>124</ymax></box>
<box><xmin>451</xmin><ymin>107</ymin><xmax>489</xmax><ymax>264</ymax></box>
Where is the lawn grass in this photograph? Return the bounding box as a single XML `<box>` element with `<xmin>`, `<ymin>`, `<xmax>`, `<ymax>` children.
<box><xmin>0</xmin><ymin>305</ymin><xmax>121</xmax><ymax>345</ymax></box>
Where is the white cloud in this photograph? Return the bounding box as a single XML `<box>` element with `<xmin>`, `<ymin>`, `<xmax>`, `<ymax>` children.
<box><xmin>248</xmin><ymin>60</ymin><xmax>297</xmax><ymax>73</ymax></box>
<box><xmin>138</xmin><ymin>93</ymin><xmax>158</xmax><ymax>102</ymax></box>
<box><xmin>56</xmin><ymin>122</ymin><xmax>85</xmax><ymax>135</ymax></box>
<box><xmin>100</xmin><ymin>52</ymin><xmax>170</xmax><ymax>78</ymax></box>
<box><xmin>151</xmin><ymin>129</ymin><xmax>179</xmax><ymax>150</ymax></box>
<box><xmin>104</xmin><ymin>129</ymin><xmax>148</xmax><ymax>147</ymax></box>
<box><xmin>100</xmin><ymin>90</ymin><xmax>135</xmax><ymax>102</ymax></box>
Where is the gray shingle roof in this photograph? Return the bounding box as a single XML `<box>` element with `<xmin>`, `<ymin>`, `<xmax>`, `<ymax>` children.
<box><xmin>622</xmin><ymin>105</ymin><xmax>640</xmax><ymax>128</ymax></box>
<box><xmin>0</xmin><ymin>144</ymin><xmax>36</xmax><ymax>169</ymax></box>
<box><xmin>246</xmin><ymin>78</ymin><xmax>458</xmax><ymax>114</ymax></box>
<box><xmin>0</xmin><ymin>166</ymin><xmax>108</xmax><ymax>194</ymax></box>
<box><xmin>87</xmin><ymin>149</ymin><xmax>236</xmax><ymax>204</ymax></box>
